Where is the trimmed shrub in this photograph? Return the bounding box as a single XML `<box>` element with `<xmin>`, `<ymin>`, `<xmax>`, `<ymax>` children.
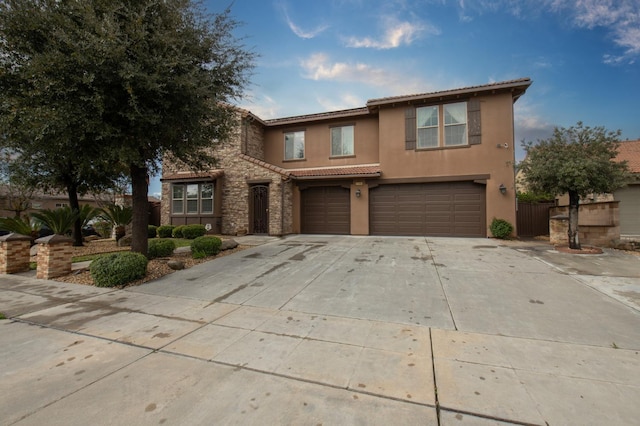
<box><xmin>172</xmin><ymin>225</ymin><xmax>185</xmax><ymax>238</ymax></box>
<box><xmin>181</xmin><ymin>224</ymin><xmax>206</xmax><ymax>239</ymax></box>
<box><xmin>148</xmin><ymin>225</ymin><xmax>158</xmax><ymax>238</ymax></box>
<box><xmin>157</xmin><ymin>225</ymin><xmax>175</xmax><ymax>238</ymax></box>
<box><xmin>490</xmin><ymin>218</ymin><xmax>514</xmax><ymax>239</ymax></box>
<box><xmin>90</xmin><ymin>252</ymin><xmax>148</xmax><ymax>287</ymax></box>
<box><xmin>148</xmin><ymin>239</ymin><xmax>176</xmax><ymax>259</ymax></box>
<box><xmin>191</xmin><ymin>236</ymin><xmax>222</xmax><ymax>259</ymax></box>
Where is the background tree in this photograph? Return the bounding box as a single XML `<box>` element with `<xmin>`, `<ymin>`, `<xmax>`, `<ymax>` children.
<box><xmin>0</xmin><ymin>0</ymin><xmax>254</xmax><ymax>255</ymax></box>
<box><xmin>520</xmin><ymin>122</ymin><xmax>630</xmax><ymax>249</ymax></box>
<box><xmin>0</xmin><ymin>152</ymin><xmax>34</xmax><ymax>219</ymax></box>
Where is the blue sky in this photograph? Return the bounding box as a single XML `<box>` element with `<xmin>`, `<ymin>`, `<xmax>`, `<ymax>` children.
<box><xmin>150</xmin><ymin>0</ymin><xmax>640</xmax><ymax>196</ymax></box>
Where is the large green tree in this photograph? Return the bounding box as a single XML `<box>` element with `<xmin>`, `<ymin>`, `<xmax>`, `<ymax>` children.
<box><xmin>520</xmin><ymin>122</ymin><xmax>630</xmax><ymax>249</ymax></box>
<box><xmin>0</xmin><ymin>0</ymin><xmax>127</xmax><ymax>245</ymax></box>
<box><xmin>0</xmin><ymin>0</ymin><xmax>254</xmax><ymax>254</ymax></box>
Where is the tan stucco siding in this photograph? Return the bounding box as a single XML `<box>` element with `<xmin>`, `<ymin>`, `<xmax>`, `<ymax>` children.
<box><xmin>376</xmin><ymin>93</ymin><xmax>517</xmax><ymax>234</ymax></box>
<box><xmin>263</xmin><ymin>116</ymin><xmax>380</xmax><ymax>168</ymax></box>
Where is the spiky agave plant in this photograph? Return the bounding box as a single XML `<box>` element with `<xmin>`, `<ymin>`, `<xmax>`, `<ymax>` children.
<box><xmin>0</xmin><ymin>216</ymin><xmax>40</xmax><ymax>240</ymax></box>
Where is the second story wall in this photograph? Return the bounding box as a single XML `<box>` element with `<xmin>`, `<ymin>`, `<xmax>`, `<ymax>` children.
<box><xmin>263</xmin><ymin>115</ymin><xmax>380</xmax><ymax>168</ymax></box>
<box><xmin>377</xmin><ymin>92</ymin><xmax>515</xmax><ymax>180</ymax></box>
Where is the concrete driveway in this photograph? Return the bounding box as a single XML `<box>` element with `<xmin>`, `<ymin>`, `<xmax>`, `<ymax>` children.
<box><xmin>1</xmin><ymin>235</ymin><xmax>639</xmax><ymax>425</ymax></box>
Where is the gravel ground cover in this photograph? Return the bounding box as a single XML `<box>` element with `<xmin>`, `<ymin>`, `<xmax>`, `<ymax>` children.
<box><xmin>45</xmin><ymin>238</ymin><xmax>246</xmax><ymax>287</ymax></box>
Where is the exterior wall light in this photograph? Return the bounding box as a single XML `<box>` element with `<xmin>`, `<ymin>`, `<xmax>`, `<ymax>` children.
<box><xmin>499</xmin><ymin>184</ymin><xmax>507</xmax><ymax>194</ymax></box>
<box><xmin>355</xmin><ymin>189</ymin><xmax>361</xmax><ymax>198</ymax></box>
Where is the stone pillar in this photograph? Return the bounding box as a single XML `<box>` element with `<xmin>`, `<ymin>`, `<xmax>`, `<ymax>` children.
<box><xmin>35</xmin><ymin>234</ymin><xmax>74</xmax><ymax>280</ymax></box>
<box><xmin>0</xmin><ymin>233</ymin><xmax>32</xmax><ymax>274</ymax></box>
<box><xmin>549</xmin><ymin>215</ymin><xmax>569</xmax><ymax>246</ymax></box>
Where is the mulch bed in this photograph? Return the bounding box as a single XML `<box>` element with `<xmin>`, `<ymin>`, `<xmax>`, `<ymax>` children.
<box><xmin>554</xmin><ymin>245</ymin><xmax>603</xmax><ymax>254</ymax></box>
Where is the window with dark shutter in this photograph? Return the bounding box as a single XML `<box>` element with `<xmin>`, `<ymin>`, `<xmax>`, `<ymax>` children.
<box><xmin>467</xmin><ymin>99</ymin><xmax>481</xmax><ymax>145</ymax></box>
<box><xmin>405</xmin><ymin>107</ymin><xmax>416</xmax><ymax>150</ymax></box>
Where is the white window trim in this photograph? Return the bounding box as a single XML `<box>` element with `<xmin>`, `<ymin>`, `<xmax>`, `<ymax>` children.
<box><xmin>416</xmin><ymin>102</ymin><xmax>469</xmax><ymax>148</ymax></box>
<box><xmin>284</xmin><ymin>131</ymin><xmax>305</xmax><ymax>160</ymax></box>
<box><xmin>330</xmin><ymin>125</ymin><xmax>355</xmax><ymax>157</ymax></box>
<box><xmin>171</xmin><ymin>182</ymin><xmax>214</xmax><ymax>215</ymax></box>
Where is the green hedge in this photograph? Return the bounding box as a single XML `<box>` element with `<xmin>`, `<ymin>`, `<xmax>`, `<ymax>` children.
<box><xmin>191</xmin><ymin>236</ymin><xmax>222</xmax><ymax>259</ymax></box>
<box><xmin>157</xmin><ymin>225</ymin><xmax>175</xmax><ymax>238</ymax></box>
<box><xmin>172</xmin><ymin>225</ymin><xmax>185</xmax><ymax>238</ymax></box>
<box><xmin>181</xmin><ymin>224</ymin><xmax>206</xmax><ymax>239</ymax></box>
<box><xmin>148</xmin><ymin>239</ymin><xmax>177</xmax><ymax>259</ymax></box>
<box><xmin>90</xmin><ymin>252</ymin><xmax>148</xmax><ymax>287</ymax></box>
<box><xmin>490</xmin><ymin>218</ymin><xmax>514</xmax><ymax>239</ymax></box>
<box><xmin>148</xmin><ymin>225</ymin><xmax>158</xmax><ymax>238</ymax></box>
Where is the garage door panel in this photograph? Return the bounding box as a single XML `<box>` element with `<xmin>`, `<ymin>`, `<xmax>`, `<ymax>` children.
<box><xmin>301</xmin><ymin>186</ymin><xmax>350</xmax><ymax>234</ymax></box>
<box><xmin>370</xmin><ymin>182</ymin><xmax>485</xmax><ymax>237</ymax></box>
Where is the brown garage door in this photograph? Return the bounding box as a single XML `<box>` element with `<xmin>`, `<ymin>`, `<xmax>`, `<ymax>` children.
<box><xmin>370</xmin><ymin>182</ymin><xmax>485</xmax><ymax>237</ymax></box>
<box><xmin>301</xmin><ymin>186</ymin><xmax>350</xmax><ymax>234</ymax></box>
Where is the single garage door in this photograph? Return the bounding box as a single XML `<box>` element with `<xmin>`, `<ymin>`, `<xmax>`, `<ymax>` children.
<box><xmin>301</xmin><ymin>186</ymin><xmax>350</xmax><ymax>234</ymax></box>
<box><xmin>370</xmin><ymin>182</ymin><xmax>486</xmax><ymax>237</ymax></box>
<box><xmin>614</xmin><ymin>184</ymin><xmax>640</xmax><ymax>236</ymax></box>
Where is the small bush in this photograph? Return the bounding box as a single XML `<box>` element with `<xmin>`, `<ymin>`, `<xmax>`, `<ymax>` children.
<box><xmin>181</xmin><ymin>224</ymin><xmax>206</xmax><ymax>239</ymax></box>
<box><xmin>490</xmin><ymin>218</ymin><xmax>514</xmax><ymax>239</ymax></box>
<box><xmin>172</xmin><ymin>225</ymin><xmax>185</xmax><ymax>238</ymax></box>
<box><xmin>148</xmin><ymin>239</ymin><xmax>176</xmax><ymax>259</ymax></box>
<box><xmin>191</xmin><ymin>236</ymin><xmax>222</xmax><ymax>258</ymax></box>
<box><xmin>148</xmin><ymin>225</ymin><xmax>158</xmax><ymax>238</ymax></box>
<box><xmin>157</xmin><ymin>225</ymin><xmax>175</xmax><ymax>238</ymax></box>
<box><xmin>90</xmin><ymin>252</ymin><xmax>148</xmax><ymax>287</ymax></box>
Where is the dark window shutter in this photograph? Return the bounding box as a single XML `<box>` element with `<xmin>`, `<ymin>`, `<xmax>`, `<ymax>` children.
<box><xmin>405</xmin><ymin>107</ymin><xmax>416</xmax><ymax>150</ymax></box>
<box><xmin>468</xmin><ymin>99</ymin><xmax>481</xmax><ymax>145</ymax></box>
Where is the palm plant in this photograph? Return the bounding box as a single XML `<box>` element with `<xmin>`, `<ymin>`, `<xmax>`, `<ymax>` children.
<box><xmin>0</xmin><ymin>216</ymin><xmax>40</xmax><ymax>240</ymax></box>
<box><xmin>31</xmin><ymin>207</ymin><xmax>79</xmax><ymax>235</ymax></box>
<box><xmin>99</xmin><ymin>204</ymin><xmax>133</xmax><ymax>241</ymax></box>
<box><xmin>78</xmin><ymin>204</ymin><xmax>102</xmax><ymax>229</ymax></box>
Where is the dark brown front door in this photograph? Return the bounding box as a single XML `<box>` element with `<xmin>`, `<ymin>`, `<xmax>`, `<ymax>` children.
<box><xmin>250</xmin><ymin>185</ymin><xmax>269</xmax><ymax>234</ymax></box>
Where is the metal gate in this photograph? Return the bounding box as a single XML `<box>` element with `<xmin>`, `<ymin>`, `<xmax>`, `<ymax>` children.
<box><xmin>250</xmin><ymin>185</ymin><xmax>269</xmax><ymax>234</ymax></box>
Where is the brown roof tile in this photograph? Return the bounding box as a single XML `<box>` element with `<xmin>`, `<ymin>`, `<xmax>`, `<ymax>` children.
<box><xmin>289</xmin><ymin>164</ymin><xmax>381</xmax><ymax>179</ymax></box>
<box><xmin>617</xmin><ymin>140</ymin><xmax>640</xmax><ymax>173</ymax></box>
<box><xmin>161</xmin><ymin>170</ymin><xmax>224</xmax><ymax>181</ymax></box>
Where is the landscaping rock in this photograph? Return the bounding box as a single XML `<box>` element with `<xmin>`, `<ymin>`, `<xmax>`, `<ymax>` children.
<box><xmin>221</xmin><ymin>239</ymin><xmax>239</xmax><ymax>251</ymax></box>
<box><xmin>117</xmin><ymin>235</ymin><xmax>132</xmax><ymax>247</ymax></box>
<box><xmin>167</xmin><ymin>260</ymin><xmax>185</xmax><ymax>270</ymax></box>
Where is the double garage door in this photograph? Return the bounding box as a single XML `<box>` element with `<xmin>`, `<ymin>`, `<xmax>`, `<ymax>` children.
<box><xmin>370</xmin><ymin>182</ymin><xmax>486</xmax><ymax>237</ymax></box>
<box><xmin>301</xmin><ymin>182</ymin><xmax>485</xmax><ymax>237</ymax></box>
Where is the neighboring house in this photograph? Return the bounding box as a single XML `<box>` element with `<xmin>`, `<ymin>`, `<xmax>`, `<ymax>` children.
<box><xmin>0</xmin><ymin>187</ymin><xmax>102</xmax><ymax>218</ymax></box>
<box><xmin>161</xmin><ymin>78</ymin><xmax>532</xmax><ymax>237</ymax></box>
<box><xmin>613</xmin><ymin>140</ymin><xmax>640</xmax><ymax>238</ymax></box>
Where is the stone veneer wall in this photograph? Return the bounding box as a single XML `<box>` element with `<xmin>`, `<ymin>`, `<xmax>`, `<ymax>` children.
<box><xmin>35</xmin><ymin>234</ymin><xmax>73</xmax><ymax>279</ymax></box>
<box><xmin>161</xmin><ymin>112</ymin><xmax>293</xmax><ymax>236</ymax></box>
<box><xmin>549</xmin><ymin>201</ymin><xmax>620</xmax><ymax>247</ymax></box>
<box><xmin>0</xmin><ymin>234</ymin><xmax>31</xmax><ymax>274</ymax></box>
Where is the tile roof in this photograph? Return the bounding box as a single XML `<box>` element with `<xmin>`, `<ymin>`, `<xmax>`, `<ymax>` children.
<box><xmin>239</xmin><ymin>154</ymin><xmax>292</xmax><ymax>177</ymax></box>
<box><xmin>616</xmin><ymin>140</ymin><xmax>640</xmax><ymax>173</ymax></box>
<box><xmin>263</xmin><ymin>107</ymin><xmax>371</xmax><ymax>127</ymax></box>
<box><xmin>288</xmin><ymin>164</ymin><xmax>381</xmax><ymax>180</ymax></box>
<box><xmin>161</xmin><ymin>170</ymin><xmax>225</xmax><ymax>181</ymax></box>
<box><xmin>367</xmin><ymin>78</ymin><xmax>532</xmax><ymax>107</ymax></box>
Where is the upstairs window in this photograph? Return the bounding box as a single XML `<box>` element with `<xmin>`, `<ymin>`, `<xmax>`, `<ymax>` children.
<box><xmin>331</xmin><ymin>125</ymin><xmax>354</xmax><ymax>157</ymax></box>
<box><xmin>284</xmin><ymin>131</ymin><xmax>305</xmax><ymax>160</ymax></box>
<box><xmin>415</xmin><ymin>102</ymin><xmax>468</xmax><ymax>148</ymax></box>
<box><xmin>417</xmin><ymin>106</ymin><xmax>439</xmax><ymax>148</ymax></box>
<box><xmin>444</xmin><ymin>102</ymin><xmax>467</xmax><ymax>146</ymax></box>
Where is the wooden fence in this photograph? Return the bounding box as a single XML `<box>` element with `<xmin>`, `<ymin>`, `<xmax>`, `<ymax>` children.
<box><xmin>516</xmin><ymin>201</ymin><xmax>556</xmax><ymax>237</ymax></box>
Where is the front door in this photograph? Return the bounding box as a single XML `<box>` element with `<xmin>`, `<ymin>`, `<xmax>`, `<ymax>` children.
<box><xmin>250</xmin><ymin>185</ymin><xmax>269</xmax><ymax>234</ymax></box>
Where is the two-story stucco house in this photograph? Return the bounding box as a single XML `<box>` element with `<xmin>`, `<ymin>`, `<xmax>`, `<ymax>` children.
<box><xmin>161</xmin><ymin>78</ymin><xmax>532</xmax><ymax>237</ymax></box>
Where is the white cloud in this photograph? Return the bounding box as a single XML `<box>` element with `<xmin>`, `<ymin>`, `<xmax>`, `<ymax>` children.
<box><xmin>316</xmin><ymin>93</ymin><xmax>364</xmax><ymax>111</ymax></box>
<box><xmin>458</xmin><ymin>0</ymin><xmax>640</xmax><ymax>64</ymax></box>
<box><xmin>239</xmin><ymin>93</ymin><xmax>281</xmax><ymax>120</ymax></box>
<box><xmin>279</xmin><ymin>3</ymin><xmax>328</xmax><ymax>39</ymax></box>
<box><xmin>345</xmin><ymin>16</ymin><xmax>439</xmax><ymax>49</ymax></box>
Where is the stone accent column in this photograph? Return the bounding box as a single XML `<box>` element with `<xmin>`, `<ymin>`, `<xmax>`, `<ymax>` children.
<box><xmin>0</xmin><ymin>233</ymin><xmax>32</xmax><ymax>274</ymax></box>
<box><xmin>549</xmin><ymin>215</ymin><xmax>569</xmax><ymax>245</ymax></box>
<box><xmin>35</xmin><ymin>234</ymin><xmax>74</xmax><ymax>280</ymax></box>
